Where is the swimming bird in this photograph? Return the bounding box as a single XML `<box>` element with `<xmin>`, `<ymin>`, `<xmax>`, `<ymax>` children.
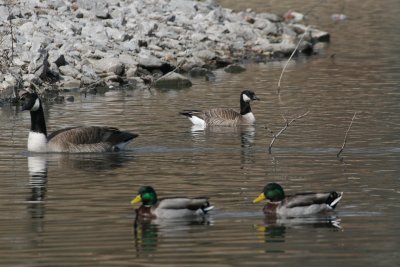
<box><xmin>131</xmin><ymin>186</ymin><xmax>214</xmax><ymax>219</ymax></box>
<box><xmin>180</xmin><ymin>90</ymin><xmax>259</xmax><ymax>127</ymax></box>
<box><xmin>253</xmin><ymin>183</ymin><xmax>343</xmax><ymax>217</ymax></box>
<box><xmin>21</xmin><ymin>91</ymin><xmax>138</xmax><ymax>153</ymax></box>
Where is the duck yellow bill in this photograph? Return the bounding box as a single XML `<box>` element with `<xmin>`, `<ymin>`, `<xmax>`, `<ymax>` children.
<box><xmin>131</xmin><ymin>195</ymin><xmax>142</xmax><ymax>205</ymax></box>
<box><xmin>253</xmin><ymin>193</ymin><xmax>266</xmax><ymax>203</ymax></box>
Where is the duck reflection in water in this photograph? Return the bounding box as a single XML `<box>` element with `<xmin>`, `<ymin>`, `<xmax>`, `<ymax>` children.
<box><xmin>254</xmin><ymin>215</ymin><xmax>342</xmax><ymax>252</ymax></box>
<box><xmin>132</xmin><ymin>209</ymin><xmax>212</xmax><ymax>257</ymax></box>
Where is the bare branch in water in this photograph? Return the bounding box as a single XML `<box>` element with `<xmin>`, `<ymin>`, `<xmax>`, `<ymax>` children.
<box><xmin>277</xmin><ymin>26</ymin><xmax>310</xmax><ymax>93</ymax></box>
<box><xmin>268</xmin><ymin>110</ymin><xmax>310</xmax><ymax>154</ymax></box>
<box><xmin>337</xmin><ymin>112</ymin><xmax>357</xmax><ymax>158</ymax></box>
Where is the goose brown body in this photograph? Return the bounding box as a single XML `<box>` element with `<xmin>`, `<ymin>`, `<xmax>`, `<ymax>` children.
<box><xmin>21</xmin><ymin>92</ymin><xmax>138</xmax><ymax>153</ymax></box>
<box><xmin>180</xmin><ymin>90</ymin><xmax>259</xmax><ymax>127</ymax></box>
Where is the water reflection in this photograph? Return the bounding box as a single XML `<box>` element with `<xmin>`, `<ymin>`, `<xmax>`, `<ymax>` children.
<box><xmin>190</xmin><ymin>125</ymin><xmax>256</xmax><ymax>146</ymax></box>
<box><xmin>27</xmin><ymin>156</ymin><xmax>48</xmax><ymax>203</ymax></box>
<box><xmin>50</xmin><ymin>152</ymin><xmax>134</xmax><ymax>172</ymax></box>
<box><xmin>255</xmin><ymin>215</ymin><xmax>342</xmax><ymax>241</ymax></box>
<box><xmin>254</xmin><ymin>215</ymin><xmax>342</xmax><ymax>254</ymax></box>
<box><xmin>133</xmin><ymin>214</ymin><xmax>212</xmax><ymax>257</ymax></box>
<box><xmin>25</xmin><ymin>153</ymin><xmax>134</xmax><ymax>219</ymax></box>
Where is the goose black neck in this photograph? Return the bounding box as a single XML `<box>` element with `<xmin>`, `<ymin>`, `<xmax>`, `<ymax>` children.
<box><xmin>30</xmin><ymin>106</ymin><xmax>47</xmax><ymax>136</ymax></box>
<box><xmin>240</xmin><ymin>98</ymin><xmax>251</xmax><ymax>115</ymax></box>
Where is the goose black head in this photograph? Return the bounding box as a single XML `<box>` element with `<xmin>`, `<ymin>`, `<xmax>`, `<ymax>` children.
<box><xmin>241</xmin><ymin>90</ymin><xmax>260</xmax><ymax>102</ymax></box>
<box><xmin>21</xmin><ymin>92</ymin><xmax>41</xmax><ymax>112</ymax></box>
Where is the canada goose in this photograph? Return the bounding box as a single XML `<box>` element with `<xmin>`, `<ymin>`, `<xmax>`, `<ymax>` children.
<box><xmin>253</xmin><ymin>183</ymin><xmax>343</xmax><ymax>217</ymax></box>
<box><xmin>131</xmin><ymin>186</ymin><xmax>214</xmax><ymax>219</ymax></box>
<box><xmin>21</xmin><ymin>92</ymin><xmax>138</xmax><ymax>153</ymax></box>
<box><xmin>180</xmin><ymin>90</ymin><xmax>259</xmax><ymax>127</ymax></box>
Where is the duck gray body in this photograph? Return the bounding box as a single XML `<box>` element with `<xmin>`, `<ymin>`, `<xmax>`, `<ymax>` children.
<box><xmin>254</xmin><ymin>183</ymin><xmax>343</xmax><ymax>217</ymax></box>
<box><xmin>22</xmin><ymin>92</ymin><xmax>138</xmax><ymax>153</ymax></box>
<box><xmin>180</xmin><ymin>90</ymin><xmax>259</xmax><ymax>127</ymax></box>
<box><xmin>151</xmin><ymin>197</ymin><xmax>212</xmax><ymax>219</ymax></box>
<box><xmin>131</xmin><ymin>186</ymin><xmax>214</xmax><ymax>219</ymax></box>
<box><xmin>269</xmin><ymin>192</ymin><xmax>343</xmax><ymax>217</ymax></box>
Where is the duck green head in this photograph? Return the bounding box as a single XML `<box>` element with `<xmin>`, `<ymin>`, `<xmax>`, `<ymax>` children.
<box><xmin>131</xmin><ymin>186</ymin><xmax>158</xmax><ymax>206</ymax></box>
<box><xmin>253</xmin><ymin>183</ymin><xmax>285</xmax><ymax>203</ymax></box>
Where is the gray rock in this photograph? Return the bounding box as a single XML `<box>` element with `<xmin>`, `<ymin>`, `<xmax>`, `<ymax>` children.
<box><xmin>125</xmin><ymin>67</ymin><xmax>138</xmax><ymax>78</ymax></box>
<box><xmin>181</xmin><ymin>56</ymin><xmax>205</xmax><ymax>72</ymax></box>
<box><xmin>138</xmin><ymin>53</ymin><xmax>164</xmax><ymax>68</ymax></box>
<box><xmin>59</xmin><ymin>65</ymin><xmax>81</xmax><ymax>78</ymax></box>
<box><xmin>118</xmin><ymin>54</ymin><xmax>138</xmax><ymax>68</ymax></box>
<box><xmin>154</xmin><ymin>72</ymin><xmax>192</xmax><ymax>88</ymax></box>
<box><xmin>95</xmin><ymin>6</ymin><xmax>111</xmax><ymax>19</ymax></box>
<box><xmin>120</xmin><ymin>39</ymin><xmax>140</xmax><ymax>52</ymax></box>
<box><xmin>48</xmin><ymin>51</ymin><xmax>67</xmax><ymax>67</ymax></box>
<box><xmin>89</xmin><ymin>58</ymin><xmax>125</xmax><ymax>76</ymax></box>
<box><xmin>192</xmin><ymin>49</ymin><xmax>216</xmax><ymax>61</ymax></box>
<box><xmin>47</xmin><ymin>0</ymin><xmax>67</xmax><ymax>9</ymax></box>
<box><xmin>66</xmin><ymin>95</ymin><xmax>75</xmax><ymax>102</ymax></box>
<box><xmin>106</xmin><ymin>27</ymin><xmax>127</xmax><ymax>41</ymax></box>
<box><xmin>60</xmin><ymin>77</ymin><xmax>81</xmax><ymax>90</ymax></box>
<box><xmin>189</xmin><ymin>67</ymin><xmax>213</xmax><ymax>77</ymax></box>
<box><xmin>81</xmin><ymin>64</ymin><xmax>99</xmax><ymax>79</ymax></box>
<box><xmin>224</xmin><ymin>64</ymin><xmax>246</xmax><ymax>73</ymax></box>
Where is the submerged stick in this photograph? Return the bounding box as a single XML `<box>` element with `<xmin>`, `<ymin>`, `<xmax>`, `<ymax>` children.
<box><xmin>268</xmin><ymin>110</ymin><xmax>310</xmax><ymax>154</ymax></box>
<box><xmin>277</xmin><ymin>26</ymin><xmax>310</xmax><ymax>92</ymax></box>
<box><xmin>337</xmin><ymin>112</ymin><xmax>357</xmax><ymax>158</ymax></box>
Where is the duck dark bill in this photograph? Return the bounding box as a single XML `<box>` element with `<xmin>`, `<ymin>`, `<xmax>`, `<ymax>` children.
<box><xmin>253</xmin><ymin>193</ymin><xmax>266</xmax><ymax>203</ymax></box>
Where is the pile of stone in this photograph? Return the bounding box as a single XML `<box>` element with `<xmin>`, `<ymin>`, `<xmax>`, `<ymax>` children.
<box><xmin>0</xmin><ymin>0</ymin><xmax>329</xmax><ymax>99</ymax></box>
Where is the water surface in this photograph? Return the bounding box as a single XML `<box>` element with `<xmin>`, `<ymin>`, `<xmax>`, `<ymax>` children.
<box><xmin>1</xmin><ymin>0</ymin><xmax>400</xmax><ymax>266</ymax></box>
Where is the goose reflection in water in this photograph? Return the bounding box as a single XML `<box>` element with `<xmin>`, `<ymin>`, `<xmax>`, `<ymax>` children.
<box><xmin>189</xmin><ymin>125</ymin><xmax>256</xmax><ymax>149</ymax></box>
<box><xmin>26</xmin><ymin>152</ymin><xmax>134</xmax><ymax>217</ymax></box>
<box><xmin>27</xmin><ymin>155</ymin><xmax>48</xmax><ymax>221</ymax></box>
<box><xmin>51</xmin><ymin>152</ymin><xmax>134</xmax><ymax>172</ymax></box>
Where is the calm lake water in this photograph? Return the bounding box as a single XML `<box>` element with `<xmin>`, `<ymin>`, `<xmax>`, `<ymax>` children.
<box><xmin>1</xmin><ymin>0</ymin><xmax>400</xmax><ymax>266</ymax></box>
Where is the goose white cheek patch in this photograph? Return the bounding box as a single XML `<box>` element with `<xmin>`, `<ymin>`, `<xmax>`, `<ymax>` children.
<box><xmin>31</xmin><ymin>98</ymin><xmax>41</xmax><ymax>111</ymax></box>
<box><xmin>242</xmin><ymin>94</ymin><xmax>251</xmax><ymax>102</ymax></box>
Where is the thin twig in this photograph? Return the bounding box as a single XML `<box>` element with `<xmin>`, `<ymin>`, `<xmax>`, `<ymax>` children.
<box><xmin>268</xmin><ymin>110</ymin><xmax>310</xmax><ymax>154</ymax></box>
<box><xmin>153</xmin><ymin>59</ymin><xmax>186</xmax><ymax>84</ymax></box>
<box><xmin>277</xmin><ymin>26</ymin><xmax>310</xmax><ymax>92</ymax></box>
<box><xmin>7</xmin><ymin>5</ymin><xmax>14</xmax><ymax>64</ymax></box>
<box><xmin>337</xmin><ymin>112</ymin><xmax>357</xmax><ymax>158</ymax></box>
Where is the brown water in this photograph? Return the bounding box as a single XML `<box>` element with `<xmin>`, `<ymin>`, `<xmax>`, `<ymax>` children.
<box><xmin>1</xmin><ymin>0</ymin><xmax>400</xmax><ymax>266</ymax></box>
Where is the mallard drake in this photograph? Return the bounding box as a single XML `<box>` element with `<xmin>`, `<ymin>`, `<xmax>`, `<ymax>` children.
<box><xmin>253</xmin><ymin>183</ymin><xmax>343</xmax><ymax>217</ymax></box>
<box><xmin>131</xmin><ymin>186</ymin><xmax>214</xmax><ymax>219</ymax></box>
<box><xmin>180</xmin><ymin>90</ymin><xmax>259</xmax><ymax>127</ymax></box>
<box><xmin>21</xmin><ymin>91</ymin><xmax>138</xmax><ymax>153</ymax></box>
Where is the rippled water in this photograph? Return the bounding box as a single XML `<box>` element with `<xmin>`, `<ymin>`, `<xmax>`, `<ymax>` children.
<box><xmin>1</xmin><ymin>0</ymin><xmax>400</xmax><ymax>266</ymax></box>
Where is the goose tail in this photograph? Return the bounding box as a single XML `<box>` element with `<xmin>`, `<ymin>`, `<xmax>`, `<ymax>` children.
<box><xmin>180</xmin><ymin>110</ymin><xmax>206</xmax><ymax>127</ymax></box>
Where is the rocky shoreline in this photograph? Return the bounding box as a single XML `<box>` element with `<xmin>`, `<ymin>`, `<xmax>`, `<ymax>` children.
<box><xmin>0</xmin><ymin>0</ymin><xmax>329</xmax><ymax>101</ymax></box>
